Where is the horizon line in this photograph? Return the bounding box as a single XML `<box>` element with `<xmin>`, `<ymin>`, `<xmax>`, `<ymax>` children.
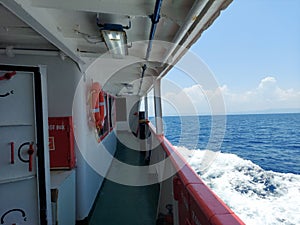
<box><xmin>147</xmin><ymin>111</ymin><xmax>300</xmax><ymax>117</ymax></box>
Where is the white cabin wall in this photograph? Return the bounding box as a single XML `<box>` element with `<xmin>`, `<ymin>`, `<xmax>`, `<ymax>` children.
<box><xmin>116</xmin><ymin>95</ymin><xmax>140</xmax><ymax>132</ymax></box>
<box><xmin>73</xmin><ymin>68</ymin><xmax>117</xmax><ymax>221</ymax></box>
<box><xmin>0</xmin><ymin>55</ymin><xmax>80</xmax><ymax>116</ymax></box>
<box><xmin>0</xmin><ymin>54</ymin><xmax>117</xmax><ymax>221</ymax></box>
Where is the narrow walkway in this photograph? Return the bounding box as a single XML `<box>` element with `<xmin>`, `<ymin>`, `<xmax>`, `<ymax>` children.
<box><xmin>89</xmin><ymin>139</ymin><xmax>160</xmax><ymax>225</ymax></box>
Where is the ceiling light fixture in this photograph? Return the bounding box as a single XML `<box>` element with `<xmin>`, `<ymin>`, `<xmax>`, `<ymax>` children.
<box><xmin>97</xmin><ymin>18</ymin><xmax>131</xmax><ymax>58</ymax></box>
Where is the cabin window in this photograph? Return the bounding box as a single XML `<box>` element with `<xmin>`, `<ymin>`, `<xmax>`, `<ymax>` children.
<box><xmin>102</xmin><ymin>93</ymin><xmax>109</xmax><ymax>135</ymax></box>
<box><xmin>97</xmin><ymin>93</ymin><xmax>115</xmax><ymax>140</ymax></box>
<box><xmin>108</xmin><ymin>95</ymin><xmax>114</xmax><ymax>129</ymax></box>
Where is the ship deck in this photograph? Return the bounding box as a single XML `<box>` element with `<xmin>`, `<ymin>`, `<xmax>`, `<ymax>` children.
<box><xmin>89</xmin><ymin>139</ymin><xmax>160</xmax><ymax>225</ymax></box>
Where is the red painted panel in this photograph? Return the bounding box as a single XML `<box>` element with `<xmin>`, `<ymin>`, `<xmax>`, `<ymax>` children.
<box><xmin>48</xmin><ymin>117</ymin><xmax>75</xmax><ymax>169</ymax></box>
<box><xmin>188</xmin><ymin>184</ymin><xmax>213</xmax><ymax>225</ymax></box>
<box><xmin>177</xmin><ymin>165</ymin><xmax>204</xmax><ymax>186</ymax></box>
<box><xmin>188</xmin><ymin>184</ymin><xmax>245</xmax><ymax>225</ymax></box>
<box><xmin>159</xmin><ymin>133</ymin><xmax>206</xmax><ymax>186</ymax></box>
<box><xmin>188</xmin><ymin>184</ymin><xmax>233</xmax><ymax>217</ymax></box>
<box><xmin>210</xmin><ymin>214</ymin><xmax>246</xmax><ymax>225</ymax></box>
<box><xmin>173</xmin><ymin>177</ymin><xmax>191</xmax><ymax>225</ymax></box>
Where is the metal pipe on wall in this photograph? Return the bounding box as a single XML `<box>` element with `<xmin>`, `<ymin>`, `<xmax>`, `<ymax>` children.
<box><xmin>145</xmin><ymin>0</ymin><xmax>163</xmax><ymax>60</ymax></box>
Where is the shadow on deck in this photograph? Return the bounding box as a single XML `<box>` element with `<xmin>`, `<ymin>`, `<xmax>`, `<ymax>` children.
<box><xmin>89</xmin><ymin>138</ymin><xmax>160</xmax><ymax>225</ymax></box>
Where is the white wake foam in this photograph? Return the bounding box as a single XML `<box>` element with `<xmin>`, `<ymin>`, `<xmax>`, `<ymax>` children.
<box><xmin>175</xmin><ymin>146</ymin><xmax>300</xmax><ymax>225</ymax></box>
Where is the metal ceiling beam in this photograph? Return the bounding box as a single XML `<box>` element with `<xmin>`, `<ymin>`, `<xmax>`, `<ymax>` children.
<box><xmin>0</xmin><ymin>0</ymin><xmax>86</xmax><ymax>65</ymax></box>
<box><xmin>158</xmin><ymin>0</ymin><xmax>233</xmax><ymax>79</ymax></box>
<box><xmin>31</xmin><ymin>0</ymin><xmax>154</xmax><ymax>16</ymax></box>
<box><xmin>159</xmin><ymin>0</ymin><xmax>209</xmax><ymax>67</ymax></box>
<box><xmin>31</xmin><ymin>0</ymin><xmax>190</xmax><ymax>25</ymax></box>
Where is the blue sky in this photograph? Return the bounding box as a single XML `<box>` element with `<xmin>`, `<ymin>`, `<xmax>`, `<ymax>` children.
<box><xmin>162</xmin><ymin>0</ymin><xmax>300</xmax><ymax>115</ymax></box>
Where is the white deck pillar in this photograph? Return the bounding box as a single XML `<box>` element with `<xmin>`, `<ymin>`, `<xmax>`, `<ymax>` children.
<box><xmin>144</xmin><ymin>94</ymin><xmax>148</xmax><ymax>120</ymax></box>
<box><xmin>154</xmin><ymin>78</ymin><xmax>163</xmax><ymax>135</ymax></box>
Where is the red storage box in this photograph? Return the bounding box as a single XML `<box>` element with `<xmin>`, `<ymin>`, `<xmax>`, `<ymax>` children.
<box><xmin>48</xmin><ymin>117</ymin><xmax>75</xmax><ymax>169</ymax></box>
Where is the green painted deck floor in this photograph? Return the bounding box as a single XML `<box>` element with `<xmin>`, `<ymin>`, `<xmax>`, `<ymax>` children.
<box><xmin>89</xmin><ymin>140</ymin><xmax>160</xmax><ymax>225</ymax></box>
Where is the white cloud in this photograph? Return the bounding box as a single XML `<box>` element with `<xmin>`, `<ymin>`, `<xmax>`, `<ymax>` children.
<box><xmin>160</xmin><ymin>76</ymin><xmax>300</xmax><ymax>115</ymax></box>
<box><xmin>221</xmin><ymin>76</ymin><xmax>300</xmax><ymax>113</ymax></box>
<box><xmin>161</xmin><ymin>83</ymin><xmax>226</xmax><ymax>115</ymax></box>
<box><xmin>258</xmin><ymin>76</ymin><xmax>277</xmax><ymax>89</ymax></box>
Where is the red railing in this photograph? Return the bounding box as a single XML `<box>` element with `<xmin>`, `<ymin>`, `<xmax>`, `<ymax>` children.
<box><xmin>155</xmin><ymin>133</ymin><xmax>245</xmax><ymax>225</ymax></box>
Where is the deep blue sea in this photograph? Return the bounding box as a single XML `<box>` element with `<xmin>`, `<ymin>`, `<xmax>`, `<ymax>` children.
<box><xmin>162</xmin><ymin>113</ymin><xmax>300</xmax><ymax>174</ymax></box>
<box><xmin>156</xmin><ymin>113</ymin><xmax>300</xmax><ymax>225</ymax></box>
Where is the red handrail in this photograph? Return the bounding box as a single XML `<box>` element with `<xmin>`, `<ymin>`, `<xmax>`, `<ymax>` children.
<box><xmin>150</xmin><ymin>123</ymin><xmax>245</xmax><ymax>225</ymax></box>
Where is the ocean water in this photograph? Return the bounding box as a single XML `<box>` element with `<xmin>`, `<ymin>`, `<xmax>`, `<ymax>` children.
<box><xmin>161</xmin><ymin>113</ymin><xmax>300</xmax><ymax>225</ymax></box>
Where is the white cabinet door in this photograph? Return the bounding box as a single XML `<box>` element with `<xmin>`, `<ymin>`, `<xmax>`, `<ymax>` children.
<box><xmin>0</xmin><ymin>66</ymin><xmax>51</xmax><ymax>225</ymax></box>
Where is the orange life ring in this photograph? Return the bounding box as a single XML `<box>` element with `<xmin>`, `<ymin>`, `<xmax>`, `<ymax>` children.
<box><xmin>90</xmin><ymin>82</ymin><xmax>101</xmax><ymax>128</ymax></box>
<box><xmin>98</xmin><ymin>90</ymin><xmax>105</xmax><ymax>129</ymax></box>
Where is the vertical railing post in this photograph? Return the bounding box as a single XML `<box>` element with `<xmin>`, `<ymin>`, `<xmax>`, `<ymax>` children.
<box><xmin>144</xmin><ymin>94</ymin><xmax>148</xmax><ymax>120</ymax></box>
<box><xmin>154</xmin><ymin>78</ymin><xmax>163</xmax><ymax>135</ymax></box>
